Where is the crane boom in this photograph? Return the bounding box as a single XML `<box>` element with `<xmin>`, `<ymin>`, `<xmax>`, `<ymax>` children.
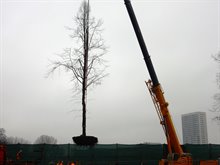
<box><xmin>124</xmin><ymin>0</ymin><xmax>159</xmax><ymax>87</ymax></box>
<box><xmin>124</xmin><ymin>1</ymin><xmax>219</xmax><ymax>164</ymax></box>
<box><xmin>124</xmin><ymin>0</ymin><xmax>183</xmax><ymax>155</ymax></box>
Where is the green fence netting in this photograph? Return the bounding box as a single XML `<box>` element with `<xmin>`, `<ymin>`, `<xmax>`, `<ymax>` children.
<box><xmin>5</xmin><ymin>144</ymin><xmax>220</xmax><ymax>165</ymax></box>
<box><xmin>183</xmin><ymin>144</ymin><xmax>220</xmax><ymax>160</ymax></box>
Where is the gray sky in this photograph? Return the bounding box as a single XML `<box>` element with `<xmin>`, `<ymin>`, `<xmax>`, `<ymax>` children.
<box><xmin>1</xmin><ymin>0</ymin><xmax>220</xmax><ymax>144</ymax></box>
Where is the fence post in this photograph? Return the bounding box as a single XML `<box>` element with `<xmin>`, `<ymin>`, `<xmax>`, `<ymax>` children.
<box><xmin>209</xmin><ymin>144</ymin><xmax>212</xmax><ymax>159</ymax></box>
<box><xmin>68</xmin><ymin>143</ymin><xmax>70</xmax><ymax>162</ymax></box>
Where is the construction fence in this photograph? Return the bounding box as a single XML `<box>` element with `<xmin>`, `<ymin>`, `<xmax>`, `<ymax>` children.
<box><xmin>4</xmin><ymin>144</ymin><xmax>220</xmax><ymax>165</ymax></box>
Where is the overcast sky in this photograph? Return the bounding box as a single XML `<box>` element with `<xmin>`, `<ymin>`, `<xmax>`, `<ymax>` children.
<box><xmin>1</xmin><ymin>0</ymin><xmax>220</xmax><ymax>144</ymax></box>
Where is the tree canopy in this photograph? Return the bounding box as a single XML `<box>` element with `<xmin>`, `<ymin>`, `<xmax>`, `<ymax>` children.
<box><xmin>34</xmin><ymin>135</ymin><xmax>57</xmax><ymax>144</ymax></box>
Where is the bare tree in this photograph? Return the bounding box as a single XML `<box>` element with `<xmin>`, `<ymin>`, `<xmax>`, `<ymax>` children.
<box><xmin>7</xmin><ymin>136</ymin><xmax>30</xmax><ymax>144</ymax></box>
<box><xmin>211</xmin><ymin>51</ymin><xmax>220</xmax><ymax>123</ymax></box>
<box><xmin>48</xmin><ymin>0</ymin><xmax>107</xmax><ymax>140</ymax></box>
<box><xmin>34</xmin><ymin>135</ymin><xmax>57</xmax><ymax>144</ymax></box>
<box><xmin>0</xmin><ymin>128</ymin><xmax>7</xmax><ymax>144</ymax></box>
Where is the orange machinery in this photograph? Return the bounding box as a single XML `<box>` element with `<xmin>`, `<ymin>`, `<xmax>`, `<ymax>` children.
<box><xmin>0</xmin><ymin>144</ymin><xmax>6</xmax><ymax>165</ymax></box>
<box><xmin>124</xmin><ymin>0</ymin><xmax>218</xmax><ymax>164</ymax></box>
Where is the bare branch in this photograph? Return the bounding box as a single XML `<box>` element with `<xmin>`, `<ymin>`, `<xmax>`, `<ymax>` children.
<box><xmin>212</xmin><ymin>51</ymin><xmax>220</xmax><ymax>62</ymax></box>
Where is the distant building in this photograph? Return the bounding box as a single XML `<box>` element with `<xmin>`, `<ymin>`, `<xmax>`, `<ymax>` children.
<box><xmin>181</xmin><ymin>112</ymin><xmax>208</xmax><ymax>144</ymax></box>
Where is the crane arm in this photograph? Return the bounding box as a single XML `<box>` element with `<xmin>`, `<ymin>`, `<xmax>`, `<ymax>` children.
<box><xmin>124</xmin><ymin>0</ymin><xmax>159</xmax><ymax>87</ymax></box>
<box><xmin>146</xmin><ymin>80</ymin><xmax>183</xmax><ymax>155</ymax></box>
<box><xmin>124</xmin><ymin>0</ymin><xmax>183</xmax><ymax>155</ymax></box>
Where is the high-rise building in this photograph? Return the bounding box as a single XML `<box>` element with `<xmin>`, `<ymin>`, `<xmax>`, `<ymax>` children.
<box><xmin>181</xmin><ymin>112</ymin><xmax>208</xmax><ymax>144</ymax></box>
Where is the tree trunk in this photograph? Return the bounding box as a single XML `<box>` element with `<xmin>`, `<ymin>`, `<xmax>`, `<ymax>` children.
<box><xmin>82</xmin><ymin>3</ymin><xmax>89</xmax><ymax>136</ymax></box>
<box><xmin>82</xmin><ymin>88</ymin><xmax>87</xmax><ymax>136</ymax></box>
<box><xmin>82</xmin><ymin>45</ymin><xmax>88</xmax><ymax>136</ymax></box>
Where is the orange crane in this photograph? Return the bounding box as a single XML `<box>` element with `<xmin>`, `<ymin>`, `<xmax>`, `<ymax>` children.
<box><xmin>124</xmin><ymin>0</ymin><xmax>218</xmax><ymax>164</ymax></box>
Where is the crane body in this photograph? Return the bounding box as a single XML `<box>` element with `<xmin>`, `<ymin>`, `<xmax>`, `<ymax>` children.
<box><xmin>124</xmin><ymin>0</ymin><xmax>218</xmax><ymax>164</ymax></box>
